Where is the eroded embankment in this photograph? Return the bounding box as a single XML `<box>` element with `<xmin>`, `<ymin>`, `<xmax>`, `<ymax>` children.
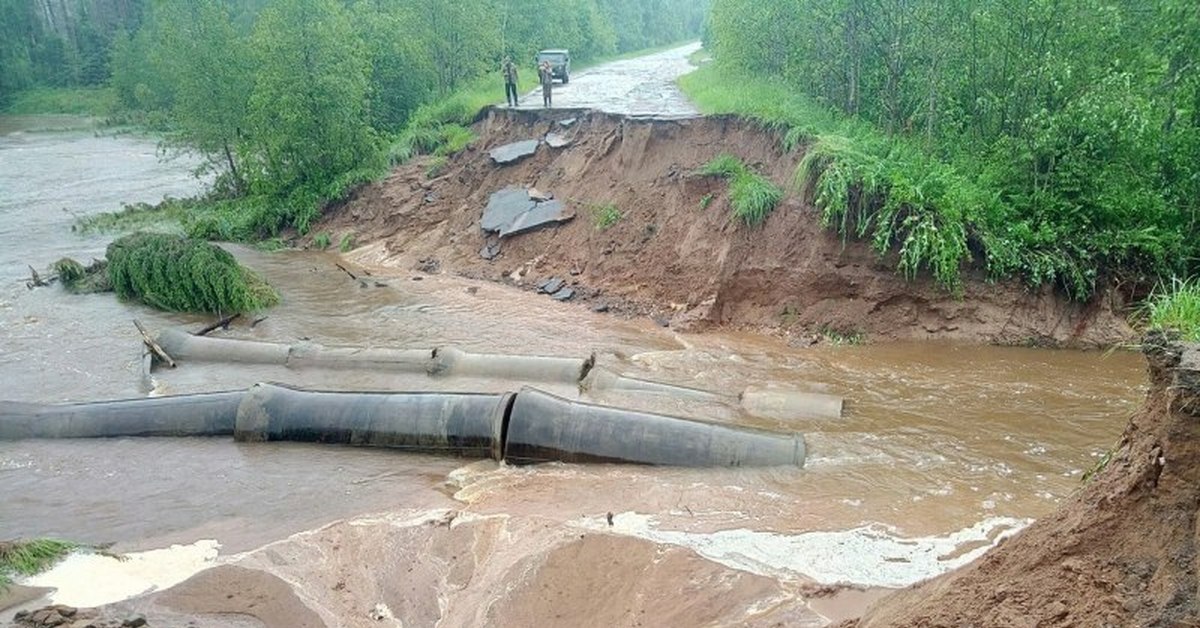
<box><xmin>322</xmin><ymin>108</ymin><xmax>1131</xmax><ymax>347</ymax></box>
<box><xmin>849</xmin><ymin>333</ymin><xmax>1200</xmax><ymax>627</ymax></box>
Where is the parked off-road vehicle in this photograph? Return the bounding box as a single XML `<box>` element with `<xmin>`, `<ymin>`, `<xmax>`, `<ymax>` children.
<box><xmin>535</xmin><ymin>49</ymin><xmax>570</xmax><ymax>83</ymax></box>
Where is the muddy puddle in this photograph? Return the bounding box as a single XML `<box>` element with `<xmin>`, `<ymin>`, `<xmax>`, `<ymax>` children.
<box><xmin>0</xmin><ymin>118</ymin><xmax>1149</xmax><ymax>624</ymax></box>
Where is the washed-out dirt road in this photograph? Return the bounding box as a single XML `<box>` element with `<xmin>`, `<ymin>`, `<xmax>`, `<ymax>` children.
<box><xmin>516</xmin><ymin>42</ymin><xmax>701</xmax><ymax>118</ymax></box>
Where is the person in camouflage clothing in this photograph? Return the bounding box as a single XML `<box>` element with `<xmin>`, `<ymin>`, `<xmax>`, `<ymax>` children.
<box><xmin>502</xmin><ymin>56</ymin><xmax>519</xmax><ymax>107</ymax></box>
<box><xmin>539</xmin><ymin>60</ymin><xmax>553</xmax><ymax>108</ymax></box>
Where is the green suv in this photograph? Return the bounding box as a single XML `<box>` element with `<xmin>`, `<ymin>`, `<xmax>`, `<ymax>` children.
<box><xmin>535</xmin><ymin>49</ymin><xmax>570</xmax><ymax>83</ymax></box>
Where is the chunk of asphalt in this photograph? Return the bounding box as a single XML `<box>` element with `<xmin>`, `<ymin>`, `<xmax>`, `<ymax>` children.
<box><xmin>559</xmin><ymin>118</ymin><xmax>577</xmax><ymax>128</ymax></box>
<box><xmin>540</xmin><ymin>277</ymin><xmax>566</xmax><ymax>294</ymax></box>
<box><xmin>551</xmin><ymin>287</ymin><xmax>576</xmax><ymax>301</ymax></box>
<box><xmin>500</xmin><ymin>199</ymin><xmax>573</xmax><ymax>237</ymax></box>
<box><xmin>489</xmin><ymin>139</ymin><xmax>540</xmax><ymax>165</ymax></box>
<box><xmin>545</xmin><ymin>132</ymin><xmax>572</xmax><ymax>149</ymax></box>
<box><xmin>480</xmin><ymin>241</ymin><xmax>501</xmax><ymax>261</ymax></box>
<box><xmin>482</xmin><ymin>186</ymin><xmax>536</xmax><ymax>232</ymax></box>
<box><xmin>482</xmin><ymin>186</ymin><xmax>575</xmax><ymax>238</ymax></box>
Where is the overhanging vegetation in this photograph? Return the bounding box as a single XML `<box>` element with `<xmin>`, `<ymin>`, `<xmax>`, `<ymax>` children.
<box><xmin>690</xmin><ymin>1</ymin><xmax>1200</xmax><ymax>300</ymax></box>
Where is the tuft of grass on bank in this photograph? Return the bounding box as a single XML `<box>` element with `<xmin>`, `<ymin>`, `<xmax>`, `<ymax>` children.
<box><xmin>0</xmin><ymin>539</ymin><xmax>76</xmax><ymax>590</ymax></box>
<box><xmin>591</xmin><ymin>203</ymin><xmax>622</xmax><ymax>230</ymax></box>
<box><xmin>1143</xmin><ymin>277</ymin><xmax>1200</xmax><ymax>341</ymax></box>
<box><xmin>4</xmin><ymin>86</ymin><xmax>116</xmax><ymax>116</ymax></box>
<box><xmin>699</xmin><ymin>154</ymin><xmax>783</xmax><ymax>226</ymax></box>
<box><xmin>107</xmin><ymin>232</ymin><xmax>279</xmax><ymax>314</ymax></box>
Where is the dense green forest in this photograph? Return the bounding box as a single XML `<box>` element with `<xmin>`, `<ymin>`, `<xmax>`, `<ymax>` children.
<box><xmin>700</xmin><ymin>0</ymin><xmax>1199</xmax><ymax>299</ymax></box>
<box><xmin>2</xmin><ymin>0</ymin><xmax>706</xmax><ymax>237</ymax></box>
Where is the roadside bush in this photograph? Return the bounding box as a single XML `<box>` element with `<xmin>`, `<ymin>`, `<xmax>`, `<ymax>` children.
<box><xmin>106</xmin><ymin>232</ymin><xmax>279</xmax><ymax>313</ymax></box>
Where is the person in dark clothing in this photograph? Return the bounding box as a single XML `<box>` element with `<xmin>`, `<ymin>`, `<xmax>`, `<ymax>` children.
<box><xmin>502</xmin><ymin>56</ymin><xmax>519</xmax><ymax>107</ymax></box>
<box><xmin>539</xmin><ymin>60</ymin><xmax>553</xmax><ymax>108</ymax></box>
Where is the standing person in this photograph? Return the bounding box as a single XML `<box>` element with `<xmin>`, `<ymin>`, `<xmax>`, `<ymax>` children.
<box><xmin>502</xmin><ymin>56</ymin><xmax>519</xmax><ymax>107</ymax></box>
<box><xmin>539</xmin><ymin>60</ymin><xmax>553</xmax><ymax>108</ymax></box>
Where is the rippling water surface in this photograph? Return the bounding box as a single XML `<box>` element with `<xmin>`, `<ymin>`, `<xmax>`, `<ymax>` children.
<box><xmin>0</xmin><ymin>116</ymin><xmax>1147</xmax><ymax>601</ymax></box>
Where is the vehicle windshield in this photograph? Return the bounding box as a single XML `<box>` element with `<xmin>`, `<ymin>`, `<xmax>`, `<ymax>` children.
<box><xmin>537</xmin><ymin>52</ymin><xmax>567</xmax><ymax>63</ymax></box>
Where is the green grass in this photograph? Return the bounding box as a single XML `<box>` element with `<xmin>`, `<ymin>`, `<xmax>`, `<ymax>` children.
<box><xmin>699</xmin><ymin>154</ymin><xmax>783</xmax><ymax>226</ymax></box>
<box><xmin>591</xmin><ymin>203</ymin><xmax>622</xmax><ymax>230</ymax></box>
<box><xmin>338</xmin><ymin>233</ymin><xmax>355</xmax><ymax>253</ymax></box>
<box><xmin>682</xmin><ymin>63</ymin><xmax>987</xmax><ymax>293</ymax></box>
<box><xmin>698</xmin><ymin>153</ymin><xmax>747</xmax><ymax>178</ymax></box>
<box><xmin>4</xmin><ymin>86</ymin><xmax>116</xmax><ymax>116</ymax></box>
<box><xmin>107</xmin><ymin>232</ymin><xmax>279</xmax><ymax>314</ymax></box>
<box><xmin>1143</xmin><ymin>277</ymin><xmax>1200</xmax><ymax>341</ymax></box>
<box><xmin>425</xmin><ymin>155</ymin><xmax>448</xmax><ymax>179</ymax></box>
<box><xmin>818</xmin><ymin>324</ymin><xmax>866</xmax><ymax>346</ymax></box>
<box><xmin>687</xmin><ymin>47</ymin><xmax>712</xmax><ymax>67</ymax></box>
<box><xmin>53</xmin><ymin>258</ymin><xmax>113</xmax><ymax>294</ymax></box>
<box><xmin>75</xmin><ymin>199</ymin><xmax>193</xmax><ymax>235</ymax></box>
<box><xmin>388</xmin><ymin>73</ymin><xmax>535</xmax><ymax>165</ymax></box>
<box><xmin>313</xmin><ymin>231</ymin><xmax>332</xmax><ymax>250</ymax></box>
<box><xmin>0</xmin><ymin>539</ymin><xmax>76</xmax><ymax>590</ymax></box>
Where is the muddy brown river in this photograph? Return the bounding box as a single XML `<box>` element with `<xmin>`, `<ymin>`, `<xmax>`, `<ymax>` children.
<box><xmin>0</xmin><ymin>117</ymin><xmax>1148</xmax><ymax>624</ymax></box>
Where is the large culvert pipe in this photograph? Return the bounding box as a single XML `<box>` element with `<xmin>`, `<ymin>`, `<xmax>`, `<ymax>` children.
<box><xmin>430</xmin><ymin>346</ymin><xmax>592</xmax><ymax>384</ymax></box>
<box><xmin>286</xmin><ymin>345</ymin><xmax>434</xmax><ymax>372</ymax></box>
<box><xmin>503</xmin><ymin>388</ymin><xmax>806</xmax><ymax>467</ymax></box>
<box><xmin>0</xmin><ymin>391</ymin><xmax>245</xmax><ymax>440</ymax></box>
<box><xmin>740</xmin><ymin>386</ymin><xmax>844</xmax><ymax>421</ymax></box>
<box><xmin>157</xmin><ymin>328</ymin><xmax>290</xmax><ymax>365</ymax></box>
<box><xmin>581</xmin><ymin>367</ymin><xmax>721</xmax><ymax>401</ymax></box>
<box><xmin>234</xmin><ymin>383</ymin><xmax>512</xmax><ymax>459</ymax></box>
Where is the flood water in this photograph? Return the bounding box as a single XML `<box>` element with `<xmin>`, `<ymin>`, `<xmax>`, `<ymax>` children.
<box><xmin>0</xmin><ymin>118</ymin><xmax>1148</xmax><ymax>619</ymax></box>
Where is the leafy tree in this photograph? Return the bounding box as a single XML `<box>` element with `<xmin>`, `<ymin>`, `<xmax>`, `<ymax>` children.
<box><xmin>706</xmin><ymin>0</ymin><xmax>1200</xmax><ymax>296</ymax></box>
<box><xmin>242</xmin><ymin>0</ymin><xmax>377</xmax><ymax>231</ymax></box>
<box><xmin>154</xmin><ymin>0</ymin><xmax>252</xmax><ymax>192</ymax></box>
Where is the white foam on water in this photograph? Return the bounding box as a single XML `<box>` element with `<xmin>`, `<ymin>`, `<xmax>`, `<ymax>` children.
<box><xmin>21</xmin><ymin>540</ymin><xmax>220</xmax><ymax>607</ymax></box>
<box><xmin>577</xmin><ymin>513</ymin><xmax>1030</xmax><ymax>588</ymax></box>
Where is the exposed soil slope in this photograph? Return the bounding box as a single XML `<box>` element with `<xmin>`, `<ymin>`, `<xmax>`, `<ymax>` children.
<box><xmin>323</xmin><ymin>109</ymin><xmax>1132</xmax><ymax>346</ymax></box>
<box><xmin>848</xmin><ymin>333</ymin><xmax>1200</xmax><ymax>627</ymax></box>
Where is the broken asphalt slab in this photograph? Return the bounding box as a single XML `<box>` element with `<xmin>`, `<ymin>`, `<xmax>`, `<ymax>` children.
<box><xmin>482</xmin><ymin>185</ymin><xmax>574</xmax><ymax>238</ymax></box>
<box><xmin>545</xmin><ymin>132</ymin><xmax>572</xmax><ymax>149</ymax></box>
<box><xmin>489</xmin><ymin>139</ymin><xmax>540</xmax><ymax>165</ymax></box>
<box><xmin>539</xmin><ymin>277</ymin><xmax>566</xmax><ymax>294</ymax></box>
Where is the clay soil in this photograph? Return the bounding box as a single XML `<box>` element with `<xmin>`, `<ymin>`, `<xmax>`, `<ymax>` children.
<box><xmin>321</xmin><ymin>108</ymin><xmax>1132</xmax><ymax>347</ymax></box>
<box><xmin>846</xmin><ymin>334</ymin><xmax>1200</xmax><ymax>627</ymax></box>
